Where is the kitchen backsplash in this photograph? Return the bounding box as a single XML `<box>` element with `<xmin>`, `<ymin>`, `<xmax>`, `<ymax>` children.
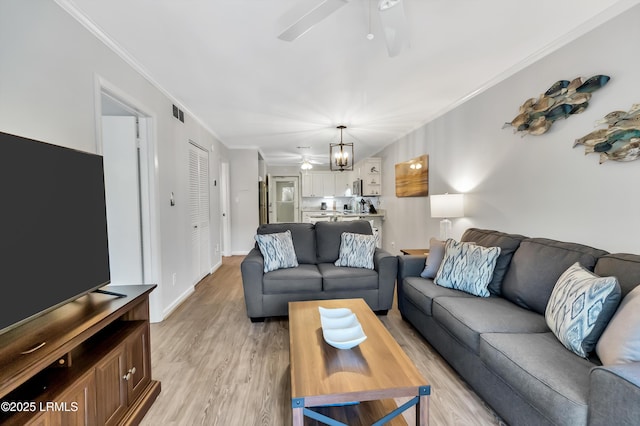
<box><xmin>301</xmin><ymin>196</ymin><xmax>379</xmax><ymax>212</ymax></box>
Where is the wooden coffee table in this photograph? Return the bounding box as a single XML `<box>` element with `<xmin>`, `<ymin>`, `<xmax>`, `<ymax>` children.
<box><xmin>289</xmin><ymin>298</ymin><xmax>430</xmax><ymax>425</ymax></box>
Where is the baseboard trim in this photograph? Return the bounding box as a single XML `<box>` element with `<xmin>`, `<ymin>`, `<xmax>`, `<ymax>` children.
<box><xmin>210</xmin><ymin>261</ymin><xmax>222</xmax><ymax>274</ymax></box>
<box><xmin>162</xmin><ymin>286</ymin><xmax>194</xmax><ymax>319</ymax></box>
<box><xmin>231</xmin><ymin>250</ymin><xmax>250</xmax><ymax>256</ymax></box>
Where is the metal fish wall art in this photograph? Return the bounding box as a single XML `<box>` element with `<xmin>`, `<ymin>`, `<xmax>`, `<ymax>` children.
<box><xmin>575</xmin><ymin>103</ymin><xmax>640</xmax><ymax>163</ymax></box>
<box><xmin>503</xmin><ymin>75</ymin><xmax>610</xmax><ymax>136</ymax></box>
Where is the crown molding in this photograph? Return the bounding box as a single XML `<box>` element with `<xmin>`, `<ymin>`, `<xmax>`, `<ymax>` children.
<box><xmin>54</xmin><ymin>0</ymin><xmax>227</xmax><ymax>147</ymax></box>
<box><xmin>383</xmin><ymin>0</ymin><xmax>640</xmax><ymax>150</ymax></box>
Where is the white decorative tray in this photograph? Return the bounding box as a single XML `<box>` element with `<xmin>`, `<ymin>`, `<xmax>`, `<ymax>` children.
<box><xmin>319</xmin><ymin>307</ymin><xmax>367</xmax><ymax>350</ymax></box>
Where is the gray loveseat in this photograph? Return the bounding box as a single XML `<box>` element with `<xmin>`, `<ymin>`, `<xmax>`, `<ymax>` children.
<box><xmin>397</xmin><ymin>228</ymin><xmax>640</xmax><ymax>425</ymax></box>
<box><xmin>241</xmin><ymin>221</ymin><xmax>398</xmax><ymax>321</ymax></box>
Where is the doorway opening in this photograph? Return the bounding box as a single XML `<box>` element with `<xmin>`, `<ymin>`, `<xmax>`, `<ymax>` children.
<box><xmin>97</xmin><ymin>83</ymin><xmax>161</xmax><ymax>321</ymax></box>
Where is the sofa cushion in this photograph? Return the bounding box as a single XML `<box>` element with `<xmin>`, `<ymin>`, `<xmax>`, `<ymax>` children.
<box><xmin>255</xmin><ymin>230</ymin><xmax>299</xmax><ymax>272</ymax></box>
<box><xmin>420</xmin><ymin>238</ymin><xmax>445</xmax><ymax>279</ymax></box>
<box><xmin>460</xmin><ymin>228</ymin><xmax>527</xmax><ymax>295</ymax></box>
<box><xmin>316</xmin><ymin>221</ymin><xmax>372</xmax><ymax>263</ymax></box>
<box><xmin>501</xmin><ymin>238</ymin><xmax>608</xmax><ymax>315</ymax></box>
<box><xmin>597</xmin><ymin>286</ymin><xmax>640</xmax><ymax>365</ymax></box>
<box><xmin>545</xmin><ymin>262</ymin><xmax>621</xmax><ymax>358</ymax></box>
<box><xmin>432</xmin><ymin>296</ymin><xmax>549</xmax><ymax>353</ymax></box>
<box><xmin>334</xmin><ymin>232</ymin><xmax>376</xmax><ymax>269</ymax></box>
<box><xmin>402</xmin><ymin>276</ymin><xmax>474</xmax><ymax>316</ymax></box>
<box><xmin>434</xmin><ymin>239</ymin><xmax>501</xmax><ymax>297</ymax></box>
<box><xmin>480</xmin><ymin>332</ymin><xmax>595</xmax><ymax>426</ymax></box>
<box><xmin>257</xmin><ymin>223</ymin><xmax>317</xmax><ymax>264</ymax></box>
<box><xmin>318</xmin><ymin>263</ymin><xmax>378</xmax><ymax>291</ymax></box>
<box><xmin>594</xmin><ymin>253</ymin><xmax>640</xmax><ymax>297</ymax></box>
<box><xmin>262</xmin><ymin>264</ymin><xmax>322</xmax><ymax>294</ymax></box>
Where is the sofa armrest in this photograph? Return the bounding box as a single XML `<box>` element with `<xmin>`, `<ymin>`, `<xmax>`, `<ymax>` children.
<box><xmin>240</xmin><ymin>248</ymin><xmax>265</xmax><ymax>319</ymax></box>
<box><xmin>588</xmin><ymin>363</ymin><xmax>640</xmax><ymax>425</ymax></box>
<box><xmin>398</xmin><ymin>255</ymin><xmax>427</xmax><ymax>281</ymax></box>
<box><xmin>396</xmin><ymin>255</ymin><xmax>427</xmax><ymax>313</ymax></box>
<box><xmin>374</xmin><ymin>249</ymin><xmax>398</xmax><ymax>311</ymax></box>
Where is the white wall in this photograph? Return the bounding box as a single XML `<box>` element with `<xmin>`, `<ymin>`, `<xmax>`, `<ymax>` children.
<box><xmin>0</xmin><ymin>0</ymin><xmax>229</xmax><ymax>321</ymax></box>
<box><xmin>268</xmin><ymin>165</ymin><xmax>306</xmax><ymax>176</ymax></box>
<box><xmin>379</xmin><ymin>5</ymin><xmax>640</xmax><ymax>254</ymax></box>
<box><xmin>229</xmin><ymin>149</ymin><xmax>259</xmax><ymax>254</ymax></box>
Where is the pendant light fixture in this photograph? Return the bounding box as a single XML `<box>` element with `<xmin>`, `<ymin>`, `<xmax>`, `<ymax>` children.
<box><xmin>330</xmin><ymin>125</ymin><xmax>354</xmax><ymax>172</ymax></box>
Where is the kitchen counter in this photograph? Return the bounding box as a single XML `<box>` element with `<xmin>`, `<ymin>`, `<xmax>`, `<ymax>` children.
<box><xmin>300</xmin><ymin>210</ymin><xmax>385</xmax><ymax>246</ymax></box>
<box><xmin>306</xmin><ymin>212</ymin><xmax>385</xmax><ymax>218</ymax></box>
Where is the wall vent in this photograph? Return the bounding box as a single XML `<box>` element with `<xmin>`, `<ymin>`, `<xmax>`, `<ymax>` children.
<box><xmin>172</xmin><ymin>104</ymin><xmax>185</xmax><ymax>123</ymax></box>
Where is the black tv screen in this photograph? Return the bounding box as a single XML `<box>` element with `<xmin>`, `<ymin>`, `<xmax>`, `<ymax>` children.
<box><xmin>0</xmin><ymin>131</ymin><xmax>110</xmax><ymax>334</ymax></box>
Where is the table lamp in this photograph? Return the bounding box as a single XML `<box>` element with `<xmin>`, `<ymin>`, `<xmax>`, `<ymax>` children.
<box><xmin>430</xmin><ymin>193</ymin><xmax>464</xmax><ymax>240</ymax></box>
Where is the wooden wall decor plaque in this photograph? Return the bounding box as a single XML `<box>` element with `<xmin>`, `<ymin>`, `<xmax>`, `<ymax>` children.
<box><xmin>395</xmin><ymin>154</ymin><xmax>428</xmax><ymax>197</ymax></box>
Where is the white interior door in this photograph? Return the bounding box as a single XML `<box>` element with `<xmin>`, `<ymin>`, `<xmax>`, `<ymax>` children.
<box><xmin>102</xmin><ymin>116</ymin><xmax>144</xmax><ymax>285</ymax></box>
<box><xmin>220</xmin><ymin>162</ymin><xmax>231</xmax><ymax>256</ymax></box>
<box><xmin>269</xmin><ymin>176</ymin><xmax>299</xmax><ymax>223</ymax></box>
<box><xmin>189</xmin><ymin>142</ymin><xmax>211</xmax><ymax>283</ymax></box>
<box><xmin>198</xmin><ymin>148</ymin><xmax>210</xmax><ymax>275</ymax></box>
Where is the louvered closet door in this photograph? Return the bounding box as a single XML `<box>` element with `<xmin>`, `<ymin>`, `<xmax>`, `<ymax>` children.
<box><xmin>198</xmin><ymin>150</ymin><xmax>210</xmax><ymax>276</ymax></box>
<box><xmin>189</xmin><ymin>143</ymin><xmax>211</xmax><ymax>284</ymax></box>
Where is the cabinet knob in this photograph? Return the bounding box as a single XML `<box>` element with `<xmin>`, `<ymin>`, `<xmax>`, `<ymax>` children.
<box><xmin>123</xmin><ymin>367</ymin><xmax>136</xmax><ymax>381</ymax></box>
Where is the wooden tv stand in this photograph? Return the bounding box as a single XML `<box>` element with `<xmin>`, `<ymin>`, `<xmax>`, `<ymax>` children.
<box><xmin>0</xmin><ymin>285</ymin><xmax>160</xmax><ymax>425</ymax></box>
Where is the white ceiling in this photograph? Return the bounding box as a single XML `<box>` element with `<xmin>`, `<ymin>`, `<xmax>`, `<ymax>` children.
<box><xmin>59</xmin><ymin>0</ymin><xmax>636</xmax><ymax>167</ymax></box>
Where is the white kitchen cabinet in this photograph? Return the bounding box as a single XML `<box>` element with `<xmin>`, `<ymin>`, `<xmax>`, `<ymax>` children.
<box><xmin>301</xmin><ymin>172</ymin><xmax>336</xmax><ymax>197</ymax></box>
<box><xmin>334</xmin><ymin>170</ymin><xmax>353</xmax><ymax>196</ymax></box>
<box><xmin>301</xmin><ymin>173</ymin><xmax>313</xmax><ymax>197</ymax></box>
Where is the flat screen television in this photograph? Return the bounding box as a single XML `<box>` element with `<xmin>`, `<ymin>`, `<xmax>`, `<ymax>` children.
<box><xmin>0</xmin><ymin>131</ymin><xmax>111</xmax><ymax>335</ymax></box>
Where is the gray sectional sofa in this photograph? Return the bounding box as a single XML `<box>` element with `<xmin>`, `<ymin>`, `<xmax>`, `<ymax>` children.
<box><xmin>241</xmin><ymin>221</ymin><xmax>397</xmax><ymax>321</ymax></box>
<box><xmin>397</xmin><ymin>228</ymin><xmax>640</xmax><ymax>425</ymax></box>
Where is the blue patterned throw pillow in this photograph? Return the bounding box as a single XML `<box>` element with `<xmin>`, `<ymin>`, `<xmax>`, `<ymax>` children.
<box><xmin>255</xmin><ymin>230</ymin><xmax>299</xmax><ymax>273</ymax></box>
<box><xmin>334</xmin><ymin>232</ymin><xmax>376</xmax><ymax>270</ymax></box>
<box><xmin>434</xmin><ymin>239</ymin><xmax>501</xmax><ymax>297</ymax></box>
<box><xmin>545</xmin><ymin>262</ymin><xmax>621</xmax><ymax>358</ymax></box>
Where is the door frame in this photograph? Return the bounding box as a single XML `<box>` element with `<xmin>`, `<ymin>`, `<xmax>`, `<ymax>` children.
<box><xmin>94</xmin><ymin>76</ymin><xmax>163</xmax><ymax>323</ymax></box>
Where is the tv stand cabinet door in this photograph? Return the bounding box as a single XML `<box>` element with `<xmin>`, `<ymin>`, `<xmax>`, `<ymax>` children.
<box><xmin>51</xmin><ymin>371</ymin><xmax>97</xmax><ymax>426</ymax></box>
<box><xmin>95</xmin><ymin>346</ymin><xmax>127</xmax><ymax>426</ymax></box>
<box><xmin>25</xmin><ymin>412</ymin><xmax>50</xmax><ymax>426</ymax></box>
<box><xmin>125</xmin><ymin>323</ymin><xmax>151</xmax><ymax>405</ymax></box>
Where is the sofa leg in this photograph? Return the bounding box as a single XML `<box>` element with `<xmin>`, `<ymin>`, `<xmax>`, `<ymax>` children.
<box><xmin>249</xmin><ymin>317</ymin><xmax>265</xmax><ymax>323</ymax></box>
<box><xmin>375</xmin><ymin>310</ymin><xmax>389</xmax><ymax>316</ymax></box>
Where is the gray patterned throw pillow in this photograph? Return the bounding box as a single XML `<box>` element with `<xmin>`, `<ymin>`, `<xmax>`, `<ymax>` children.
<box><xmin>255</xmin><ymin>230</ymin><xmax>299</xmax><ymax>273</ymax></box>
<box><xmin>546</xmin><ymin>262</ymin><xmax>621</xmax><ymax>358</ymax></box>
<box><xmin>334</xmin><ymin>232</ymin><xmax>376</xmax><ymax>270</ymax></box>
<box><xmin>434</xmin><ymin>239</ymin><xmax>501</xmax><ymax>297</ymax></box>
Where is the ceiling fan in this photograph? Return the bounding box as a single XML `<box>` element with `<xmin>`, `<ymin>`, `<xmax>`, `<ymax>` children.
<box><xmin>278</xmin><ymin>0</ymin><xmax>410</xmax><ymax>57</ymax></box>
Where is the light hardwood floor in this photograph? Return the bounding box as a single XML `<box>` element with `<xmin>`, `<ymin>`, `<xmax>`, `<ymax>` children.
<box><xmin>140</xmin><ymin>256</ymin><xmax>505</xmax><ymax>426</ymax></box>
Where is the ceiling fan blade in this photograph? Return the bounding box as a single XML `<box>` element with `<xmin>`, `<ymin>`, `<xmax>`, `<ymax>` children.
<box><xmin>278</xmin><ymin>0</ymin><xmax>350</xmax><ymax>42</ymax></box>
<box><xmin>378</xmin><ymin>0</ymin><xmax>410</xmax><ymax>57</ymax></box>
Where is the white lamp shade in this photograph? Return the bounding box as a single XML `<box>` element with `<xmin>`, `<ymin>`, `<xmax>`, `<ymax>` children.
<box><xmin>430</xmin><ymin>193</ymin><xmax>464</xmax><ymax>218</ymax></box>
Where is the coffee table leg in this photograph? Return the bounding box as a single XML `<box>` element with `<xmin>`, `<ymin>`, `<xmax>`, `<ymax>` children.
<box><xmin>292</xmin><ymin>398</ymin><xmax>304</xmax><ymax>426</ymax></box>
<box><xmin>416</xmin><ymin>387</ymin><xmax>430</xmax><ymax>425</ymax></box>
<box><xmin>292</xmin><ymin>407</ymin><xmax>304</xmax><ymax>426</ymax></box>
